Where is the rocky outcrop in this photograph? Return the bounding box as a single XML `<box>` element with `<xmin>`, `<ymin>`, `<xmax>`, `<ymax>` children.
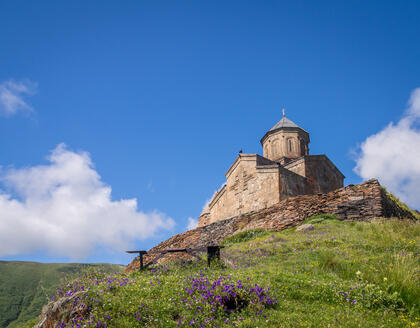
<box><xmin>296</xmin><ymin>224</ymin><xmax>314</xmax><ymax>232</ymax></box>
<box><xmin>126</xmin><ymin>179</ymin><xmax>417</xmax><ymax>272</ymax></box>
<box><xmin>34</xmin><ymin>292</ymin><xmax>86</xmax><ymax>328</ymax></box>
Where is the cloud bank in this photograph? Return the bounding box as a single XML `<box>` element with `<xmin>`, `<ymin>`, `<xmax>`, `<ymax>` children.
<box><xmin>0</xmin><ymin>79</ymin><xmax>37</xmax><ymax>116</ymax></box>
<box><xmin>0</xmin><ymin>144</ymin><xmax>175</xmax><ymax>258</ymax></box>
<box><xmin>354</xmin><ymin>87</ymin><xmax>420</xmax><ymax>209</ymax></box>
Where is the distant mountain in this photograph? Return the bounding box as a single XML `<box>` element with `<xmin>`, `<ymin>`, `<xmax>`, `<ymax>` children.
<box><xmin>0</xmin><ymin>261</ymin><xmax>125</xmax><ymax>328</ymax></box>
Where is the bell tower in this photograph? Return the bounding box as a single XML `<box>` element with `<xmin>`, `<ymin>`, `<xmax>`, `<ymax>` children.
<box><xmin>261</xmin><ymin>110</ymin><xmax>309</xmax><ymax>162</ymax></box>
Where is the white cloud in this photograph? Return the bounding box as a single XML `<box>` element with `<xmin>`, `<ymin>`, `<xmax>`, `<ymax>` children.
<box><xmin>354</xmin><ymin>87</ymin><xmax>420</xmax><ymax>209</ymax></box>
<box><xmin>0</xmin><ymin>79</ymin><xmax>37</xmax><ymax>116</ymax></box>
<box><xmin>0</xmin><ymin>144</ymin><xmax>175</xmax><ymax>258</ymax></box>
<box><xmin>186</xmin><ymin>217</ymin><xmax>198</xmax><ymax>230</ymax></box>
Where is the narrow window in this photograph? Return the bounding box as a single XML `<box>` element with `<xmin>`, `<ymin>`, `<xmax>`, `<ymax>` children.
<box><xmin>272</xmin><ymin>140</ymin><xmax>278</xmax><ymax>157</ymax></box>
<box><xmin>288</xmin><ymin>139</ymin><xmax>293</xmax><ymax>152</ymax></box>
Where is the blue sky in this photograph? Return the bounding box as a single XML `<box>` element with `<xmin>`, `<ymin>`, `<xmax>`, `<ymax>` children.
<box><xmin>0</xmin><ymin>1</ymin><xmax>419</xmax><ymax>264</ymax></box>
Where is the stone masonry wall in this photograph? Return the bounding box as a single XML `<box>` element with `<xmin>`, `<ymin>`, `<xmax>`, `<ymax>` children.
<box><xmin>278</xmin><ymin>165</ymin><xmax>308</xmax><ymax>199</ymax></box>
<box><xmin>205</xmin><ymin>155</ymin><xmax>280</xmax><ymax>225</ymax></box>
<box><xmin>126</xmin><ymin>179</ymin><xmax>417</xmax><ymax>272</ymax></box>
<box><xmin>200</xmin><ymin>154</ymin><xmax>345</xmax><ymax>227</ymax></box>
<box><xmin>262</xmin><ymin>129</ymin><xmax>309</xmax><ymax>161</ymax></box>
<box><xmin>304</xmin><ymin>155</ymin><xmax>344</xmax><ymax>194</ymax></box>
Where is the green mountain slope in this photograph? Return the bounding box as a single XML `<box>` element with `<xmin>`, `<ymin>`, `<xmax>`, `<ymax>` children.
<box><xmin>30</xmin><ymin>217</ymin><xmax>419</xmax><ymax>328</ymax></box>
<box><xmin>0</xmin><ymin>262</ymin><xmax>124</xmax><ymax>328</ymax></box>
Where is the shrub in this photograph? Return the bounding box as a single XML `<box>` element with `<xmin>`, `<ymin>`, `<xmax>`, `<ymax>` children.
<box><xmin>318</xmin><ymin>250</ymin><xmax>342</xmax><ymax>271</ymax></box>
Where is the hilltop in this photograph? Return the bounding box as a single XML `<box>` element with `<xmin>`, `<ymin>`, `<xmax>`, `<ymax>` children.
<box><xmin>30</xmin><ymin>216</ymin><xmax>419</xmax><ymax>328</ymax></box>
<box><xmin>126</xmin><ymin>179</ymin><xmax>418</xmax><ymax>272</ymax></box>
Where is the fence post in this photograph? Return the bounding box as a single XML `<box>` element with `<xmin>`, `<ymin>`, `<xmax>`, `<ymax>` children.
<box><xmin>139</xmin><ymin>253</ymin><xmax>144</xmax><ymax>270</ymax></box>
<box><xmin>207</xmin><ymin>246</ymin><xmax>220</xmax><ymax>266</ymax></box>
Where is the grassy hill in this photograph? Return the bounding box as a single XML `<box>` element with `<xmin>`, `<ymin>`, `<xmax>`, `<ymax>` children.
<box><xmin>26</xmin><ymin>217</ymin><xmax>419</xmax><ymax>328</ymax></box>
<box><xmin>0</xmin><ymin>262</ymin><xmax>124</xmax><ymax>328</ymax></box>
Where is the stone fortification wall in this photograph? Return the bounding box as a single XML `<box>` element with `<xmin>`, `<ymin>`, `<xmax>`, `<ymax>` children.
<box><xmin>126</xmin><ymin>179</ymin><xmax>416</xmax><ymax>272</ymax></box>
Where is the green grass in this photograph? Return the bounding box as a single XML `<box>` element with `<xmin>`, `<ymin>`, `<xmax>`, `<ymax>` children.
<box><xmin>222</xmin><ymin>228</ymin><xmax>273</xmax><ymax>246</ymax></box>
<box><xmin>0</xmin><ymin>262</ymin><xmax>124</xmax><ymax>328</ymax></box>
<box><xmin>382</xmin><ymin>186</ymin><xmax>420</xmax><ymax>220</ymax></box>
<box><xmin>25</xmin><ymin>218</ymin><xmax>419</xmax><ymax>328</ymax></box>
<box><xmin>303</xmin><ymin>213</ymin><xmax>339</xmax><ymax>224</ymax></box>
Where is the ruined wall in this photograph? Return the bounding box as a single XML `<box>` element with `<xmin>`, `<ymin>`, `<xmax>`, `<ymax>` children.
<box><xmin>128</xmin><ymin>179</ymin><xmax>417</xmax><ymax>272</ymax></box>
<box><xmin>205</xmin><ymin>155</ymin><xmax>280</xmax><ymax>225</ymax></box>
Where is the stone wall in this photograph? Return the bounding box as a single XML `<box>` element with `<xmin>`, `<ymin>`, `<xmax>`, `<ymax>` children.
<box><xmin>262</xmin><ymin>128</ymin><xmax>309</xmax><ymax>161</ymax></box>
<box><xmin>283</xmin><ymin>157</ymin><xmax>306</xmax><ymax>177</ymax></box>
<box><xmin>278</xmin><ymin>165</ymin><xmax>308</xmax><ymax>198</ymax></box>
<box><xmin>126</xmin><ymin>179</ymin><xmax>417</xmax><ymax>272</ymax></box>
<box><xmin>304</xmin><ymin>155</ymin><xmax>344</xmax><ymax>194</ymax></box>
<box><xmin>200</xmin><ymin>154</ymin><xmax>345</xmax><ymax>227</ymax></box>
<box><xmin>203</xmin><ymin>154</ymin><xmax>281</xmax><ymax>225</ymax></box>
<box><xmin>283</xmin><ymin>155</ymin><xmax>344</xmax><ymax>194</ymax></box>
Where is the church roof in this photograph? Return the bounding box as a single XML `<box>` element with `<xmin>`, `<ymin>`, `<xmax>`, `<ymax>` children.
<box><xmin>268</xmin><ymin>116</ymin><xmax>300</xmax><ymax>131</ymax></box>
<box><xmin>260</xmin><ymin>113</ymin><xmax>309</xmax><ymax>144</ymax></box>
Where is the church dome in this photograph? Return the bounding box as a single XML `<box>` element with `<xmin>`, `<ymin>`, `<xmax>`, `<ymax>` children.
<box><xmin>260</xmin><ymin>111</ymin><xmax>310</xmax><ymax>161</ymax></box>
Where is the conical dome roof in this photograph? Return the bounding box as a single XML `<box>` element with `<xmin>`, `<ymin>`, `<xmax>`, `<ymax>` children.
<box><xmin>268</xmin><ymin>116</ymin><xmax>300</xmax><ymax>131</ymax></box>
<box><xmin>260</xmin><ymin>114</ymin><xmax>309</xmax><ymax>145</ymax></box>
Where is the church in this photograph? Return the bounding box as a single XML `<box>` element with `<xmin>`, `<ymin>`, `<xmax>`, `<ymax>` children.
<box><xmin>198</xmin><ymin>112</ymin><xmax>345</xmax><ymax>227</ymax></box>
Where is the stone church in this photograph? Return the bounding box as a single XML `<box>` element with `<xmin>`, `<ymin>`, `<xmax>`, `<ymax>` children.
<box><xmin>198</xmin><ymin>112</ymin><xmax>345</xmax><ymax>227</ymax></box>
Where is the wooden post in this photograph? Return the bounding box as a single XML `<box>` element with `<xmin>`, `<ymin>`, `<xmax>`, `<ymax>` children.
<box><xmin>127</xmin><ymin>247</ymin><xmax>222</xmax><ymax>270</ymax></box>
<box><xmin>207</xmin><ymin>246</ymin><xmax>220</xmax><ymax>266</ymax></box>
<box><xmin>139</xmin><ymin>253</ymin><xmax>144</xmax><ymax>270</ymax></box>
<box><xmin>126</xmin><ymin>251</ymin><xmax>148</xmax><ymax>271</ymax></box>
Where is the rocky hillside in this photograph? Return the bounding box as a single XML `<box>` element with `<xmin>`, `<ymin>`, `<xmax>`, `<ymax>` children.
<box><xmin>126</xmin><ymin>179</ymin><xmax>418</xmax><ymax>272</ymax></box>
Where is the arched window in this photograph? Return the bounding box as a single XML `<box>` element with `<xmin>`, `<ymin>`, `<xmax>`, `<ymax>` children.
<box><xmin>288</xmin><ymin>139</ymin><xmax>293</xmax><ymax>152</ymax></box>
